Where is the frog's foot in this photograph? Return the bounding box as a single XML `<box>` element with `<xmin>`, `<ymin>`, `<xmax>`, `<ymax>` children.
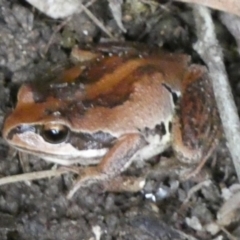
<box><xmin>66</xmin><ymin>166</ymin><xmax>104</xmax><ymax>199</ymax></box>
<box><xmin>66</xmin><ymin>166</ymin><xmax>146</xmax><ymax>199</ymax></box>
<box><xmin>180</xmin><ymin>143</ymin><xmax>216</xmax><ymax>181</ymax></box>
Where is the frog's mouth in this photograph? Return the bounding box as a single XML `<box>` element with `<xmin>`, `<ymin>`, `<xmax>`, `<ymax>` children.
<box><xmin>13</xmin><ymin>145</ymin><xmax>105</xmax><ymax>166</ymax></box>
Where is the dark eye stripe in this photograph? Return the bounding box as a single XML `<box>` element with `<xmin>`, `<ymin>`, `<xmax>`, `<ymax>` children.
<box><xmin>7</xmin><ymin>124</ymin><xmax>116</xmax><ymax>151</ymax></box>
<box><xmin>67</xmin><ymin>131</ymin><xmax>116</xmax><ymax>150</ymax></box>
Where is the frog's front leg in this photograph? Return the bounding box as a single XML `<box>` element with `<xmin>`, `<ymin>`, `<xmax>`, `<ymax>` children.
<box><xmin>67</xmin><ymin>133</ymin><xmax>147</xmax><ymax>198</ymax></box>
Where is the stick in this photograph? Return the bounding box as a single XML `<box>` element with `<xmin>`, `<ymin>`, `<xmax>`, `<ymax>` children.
<box><xmin>193</xmin><ymin>5</ymin><xmax>240</xmax><ymax>181</ymax></box>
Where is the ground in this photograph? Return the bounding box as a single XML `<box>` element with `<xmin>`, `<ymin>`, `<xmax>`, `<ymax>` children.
<box><xmin>0</xmin><ymin>1</ymin><xmax>239</xmax><ymax>239</ymax></box>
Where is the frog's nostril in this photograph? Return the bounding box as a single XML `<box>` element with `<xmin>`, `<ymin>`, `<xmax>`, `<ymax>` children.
<box><xmin>16</xmin><ymin>125</ymin><xmax>36</xmax><ymax>133</ymax></box>
<box><xmin>5</xmin><ymin>125</ymin><xmax>36</xmax><ymax>140</ymax></box>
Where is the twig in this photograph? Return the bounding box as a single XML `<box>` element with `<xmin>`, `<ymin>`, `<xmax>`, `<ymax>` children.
<box><xmin>80</xmin><ymin>2</ymin><xmax>116</xmax><ymax>39</ymax></box>
<box><xmin>0</xmin><ymin>168</ymin><xmax>70</xmax><ymax>186</ymax></box>
<box><xmin>182</xmin><ymin>180</ymin><xmax>212</xmax><ymax>205</ymax></box>
<box><xmin>192</xmin><ymin>6</ymin><xmax>240</xmax><ymax>181</ymax></box>
<box><xmin>220</xmin><ymin>227</ymin><xmax>238</xmax><ymax>240</ymax></box>
<box><xmin>174</xmin><ymin>0</ymin><xmax>240</xmax><ymax>16</ymax></box>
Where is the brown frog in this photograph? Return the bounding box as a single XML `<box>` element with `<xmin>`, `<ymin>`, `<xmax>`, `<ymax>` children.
<box><xmin>2</xmin><ymin>43</ymin><xmax>221</xmax><ymax>198</ymax></box>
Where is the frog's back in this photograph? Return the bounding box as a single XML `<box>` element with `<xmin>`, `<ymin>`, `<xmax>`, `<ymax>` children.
<box><xmin>23</xmin><ymin>44</ymin><xmax>192</xmax><ymax>136</ymax></box>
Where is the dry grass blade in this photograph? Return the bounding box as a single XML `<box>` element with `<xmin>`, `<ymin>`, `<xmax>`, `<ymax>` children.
<box><xmin>108</xmin><ymin>0</ymin><xmax>126</xmax><ymax>32</ymax></box>
<box><xmin>0</xmin><ymin>168</ymin><xmax>70</xmax><ymax>186</ymax></box>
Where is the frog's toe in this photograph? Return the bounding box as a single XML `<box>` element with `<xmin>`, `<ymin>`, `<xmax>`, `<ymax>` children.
<box><xmin>103</xmin><ymin>176</ymin><xmax>146</xmax><ymax>192</ymax></box>
<box><xmin>67</xmin><ymin>167</ymin><xmax>107</xmax><ymax>199</ymax></box>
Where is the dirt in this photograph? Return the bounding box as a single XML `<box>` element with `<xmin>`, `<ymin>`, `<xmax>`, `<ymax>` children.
<box><xmin>0</xmin><ymin>1</ymin><xmax>239</xmax><ymax>239</ymax></box>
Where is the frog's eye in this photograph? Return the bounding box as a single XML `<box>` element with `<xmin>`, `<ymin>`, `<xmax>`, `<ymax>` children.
<box><xmin>41</xmin><ymin>124</ymin><xmax>69</xmax><ymax>144</ymax></box>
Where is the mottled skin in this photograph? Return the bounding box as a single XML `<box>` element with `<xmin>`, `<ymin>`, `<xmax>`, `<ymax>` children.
<box><xmin>2</xmin><ymin>43</ymin><xmax>221</xmax><ymax>198</ymax></box>
<box><xmin>172</xmin><ymin>65</ymin><xmax>221</xmax><ymax>164</ymax></box>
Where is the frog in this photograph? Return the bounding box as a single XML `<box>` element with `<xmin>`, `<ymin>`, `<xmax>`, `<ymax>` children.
<box><xmin>2</xmin><ymin>43</ymin><xmax>221</xmax><ymax>198</ymax></box>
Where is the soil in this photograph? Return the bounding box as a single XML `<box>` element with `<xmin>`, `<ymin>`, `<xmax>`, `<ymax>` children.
<box><xmin>0</xmin><ymin>1</ymin><xmax>239</xmax><ymax>239</ymax></box>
